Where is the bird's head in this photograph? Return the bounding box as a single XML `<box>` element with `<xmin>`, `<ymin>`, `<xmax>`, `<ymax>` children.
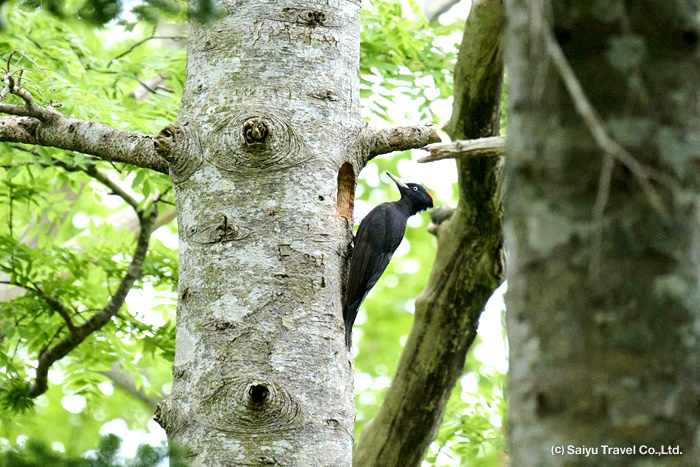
<box><xmin>386</xmin><ymin>172</ymin><xmax>434</xmax><ymax>213</ymax></box>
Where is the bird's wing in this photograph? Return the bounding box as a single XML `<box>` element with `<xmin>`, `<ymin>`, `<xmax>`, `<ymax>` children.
<box><xmin>344</xmin><ymin>205</ymin><xmax>396</xmax><ymax>317</ymax></box>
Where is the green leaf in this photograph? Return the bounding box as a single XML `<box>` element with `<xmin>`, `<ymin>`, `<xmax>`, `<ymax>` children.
<box><xmin>5</xmin><ymin>165</ymin><xmax>22</xmax><ymax>180</ymax></box>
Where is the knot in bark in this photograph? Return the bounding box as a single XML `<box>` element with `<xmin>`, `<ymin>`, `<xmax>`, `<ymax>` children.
<box><xmin>197</xmin><ymin>378</ymin><xmax>301</xmax><ymax>434</ymax></box>
<box><xmin>248</xmin><ymin>383</ymin><xmax>270</xmax><ymax>406</ymax></box>
<box><xmin>154</xmin><ymin>122</ymin><xmax>203</xmax><ymax>182</ymax></box>
<box><xmin>301</xmin><ymin>10</ymin><xmax>326</xmax><ymax>26</ymax></box>
<box><xmin>209</xmin><ymin>108</ymin><xmax>312</xmax><ymax>172</ymax></box>
<box><xmin>243</xmin><ymin>118</ymin><xmax>269</xmax><ymax>145</ymax></box>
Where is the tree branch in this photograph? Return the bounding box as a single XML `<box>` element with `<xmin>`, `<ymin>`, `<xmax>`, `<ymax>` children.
<box><xmin>537</xmin><ymin>6</ymin><xmax>666</xmax><ymax>217</ymax></box>
<box><xmin>354</xmin><ymin>1</ymin><xmax>506</xmax><ymax>464</ymax></box>
<box><xmin>367</xmin><ymin>124</ymin><xmax>442</xmax><ymax>159</ymax></box>
<box><xmin>30</xmin><ymin>281</ymin><xmax>77</xmax><ymax>333</ymax></box>
<box><xmin>2</xmin><ymin>147</ymin><xmax>176</xmax><ymax>233</ymax></box>
<box><xmin>0</xmin><ymin>68</ymin><xmax>168</xmax><ymax>173</ymax></box>
<box><xmin>425</xmin><ymin>0</ymin><xmax>461</xmax><ymax>23</ymax></box>
<box><xmin>45</xmin><ymin>157</ymin><xmax>142</xmax><ymax>210</ymax></box>
<box><xmin>0</xmin><ymin>280</ymin><xmax>77</xmax><ymax>333</ymax></box>
<box><xmin>107</xmin><ymin>33</ymin><xmax>187</xmax><ymax>68</ymax></box>
<box><xmin>0</xmin><ymin>115</ymin><xmax>169</xmax><ymax>174</ymax></box>
<box><xmin>418</xmin><ymin>136</ymin><xmax>506</xmax><ymax>163</ymax></box>
<box><xmin>28</xmin><ymin>204</ymin><xmax>158</xmax><ymax>397</ymax></box>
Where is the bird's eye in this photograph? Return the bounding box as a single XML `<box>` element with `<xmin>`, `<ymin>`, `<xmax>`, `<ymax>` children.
<box><xmin>413</xmin><ymin>187</ymin><xmax>418</xmax><ymax>191</ymax></box>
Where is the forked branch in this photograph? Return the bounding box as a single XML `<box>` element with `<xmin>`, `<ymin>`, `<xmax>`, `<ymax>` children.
<box><xmin>535</xmin><ymin>5</ymin><xmax>666</xmax><ymax>217</ymax></box>
<box><xmin>27</xmin><ymin>204</ymin><xmax>158</xmax><ymax>397</ymax></box>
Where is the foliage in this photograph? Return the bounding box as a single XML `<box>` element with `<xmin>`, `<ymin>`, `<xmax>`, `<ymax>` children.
<box><xmin>0</xmin><ymin>0</ymin><xmax>506</xmax><ymax>464</ymax></box>
<box><xmin>0</xmin><ymin>433</ymin><xmax>188</xmax><ymax>466</ymax></box>
<box><xmin>360</xmin><ymin>0</ymin><xmax>461</xmax><ymax>122</ymax></box>
<box><xmin>16</xmin><ymin>0</ymin><xmax>120</xmax><ymax>26</ymax></box>
<box><xmin>354</xmin><ymin>3</ymin><xmax>507</xmax><ymax>465</ymax></box>
<box><xmin>424</xmin><ymin>333</ymin><xmax>507</xmax><ymax>466</ymax></box>
<box><xmin>0</xmin><ymin>0</ymin><xmax>181</xmax><ymax>403</ymax></box>
<box><xmin>0</xmin><ymin>1</ymin><xmax>181</xmax><ymax>452</ymax></box>
<box><xmin>5</xmin><ymin>0</ymin><xmax>220</xmax><ymax>27</ymax></box>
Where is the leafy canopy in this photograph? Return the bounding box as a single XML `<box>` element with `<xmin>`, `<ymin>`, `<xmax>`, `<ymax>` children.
<box><xmin>0</xmin><ymin>0</ymin><xmax>505</xmax><ymax>464</ymax></box>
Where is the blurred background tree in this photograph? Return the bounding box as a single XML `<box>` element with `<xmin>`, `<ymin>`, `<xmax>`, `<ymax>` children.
<box><xmin>0</xmin><ymin>0</ymin><xmax>507</xmax><ymax>464</ymax></box>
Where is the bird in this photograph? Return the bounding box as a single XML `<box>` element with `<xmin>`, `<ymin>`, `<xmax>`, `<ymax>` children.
<box><xmin>343</xmin><ymin>172</ymin><xmax>434</xmax><ymax>348</ymax></box>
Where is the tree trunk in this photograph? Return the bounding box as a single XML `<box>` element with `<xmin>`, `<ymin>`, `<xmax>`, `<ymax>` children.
<box><xmin>153</xmin><ymin>1</ymin><xmax>363</xmax><ymax>464</ymax></box>
<box><xmin>353</xmin><ymin>0</ymin><xmax>505</xmax><ymax>464</ymax></box>
<box><xmin>505</xmin><ymin>0</ymin><xmax>700</xmax><ymax>464</ymax></box>
<box><xmin>0</xmin><ymin>0</ymin><xmax>440</xmax><ymax>462</ymax></box>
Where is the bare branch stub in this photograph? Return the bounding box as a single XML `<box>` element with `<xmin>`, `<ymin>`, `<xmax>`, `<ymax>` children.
<box><xmin>368</xmin><ymin>124</ymin><xmax>442</xmax><ymax>160</ymax></box>
<box><xmin>418</xmin><ymin>136</ymin><xmax>505</xmax><ymax>163</ymax></box>
<box><xmin>154</xmin><ymin>124</ymin><xmax>179</xmax><ymax>161</ymax></box>
<box><xmin>243</xmin><ymin>117</ymin><xmax>269</xmax><ymax>145</ymax></box>
<box><xmin>0</xmin><ymin>115</ymin><xmax>169</xmax><ymax>173</ymax></box>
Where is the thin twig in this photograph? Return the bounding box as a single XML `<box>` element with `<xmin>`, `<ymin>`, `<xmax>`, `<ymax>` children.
<box><xmin>155</xmin><ymin>185</ymin><xmax>173</xmax><ymax>202</ymax></box>
<box><xmin>41</xmin><ymin>324</ymin><xmax>66</xmax><ymax>356</ymax></box>
<box><xmin>107</xmin><ymin>34</ymin><xmax>186</xmax><ymax>68</ymax></box>
<box><xmin>0</xmin><ymin>69</ymin><xmax>56</xmax><ymax>121</ymax></box>
<box><xmin>107</xmin><ymin>160</ymin><xmax>123</xmax><ymax>174</ymax></box>
<box><xmin>540</xmin><ymin>18</ymin><xmax>666</xmax><ymax>217</ymax></box>
<box><xmin>8</xmin><ymin>74</ymin><xmax>52</xmax><ymax>105</ymax></box>
<box><xmin>99</xmin><ymin>362</ymin><xmax>162</xmax><ymax>409</ymax></box>
<box><xmin>590</xmin><ymin>154</ymin><xmax>615</xmax><ymax>282</ymax></box>
<box><xmin>47</xmin><ymin>157</ymin><xmax>141</xmax><ymax>210</ymax></box>
<box><xmin>134</xmin><ymin>76</ymin><xmax>159</xmax><ymax>95</ymax></box>
<box><xmin>29</xmin><ymin>280</ymin><xmax>77</xmax><ymax>333</ymax></box>
<box><xmin>83</xmin><ymin>165</ymin><xmax>140</xmax><ymax>210</ymax></box>
<box><xmin>12</xmin><ymin>145</ymin><xmax>102</xmax><ymax>166</ymax></box>
<box><xmin>5</xmin><ymin>50</ymin><xmax>54</xmax><ymax>92</ymax></box>
<box><xmin>3</xmin><ymin>154</ymin><xmax>141</xmax><ymax>210</ymax></box>
<box><xmin>7</xmin><ymin>183</ymin><xmax>13</xmax><ymax>239</ymax></box>
<box><xmin>1</xmin><ymin>279</ymin><xmax>77</xmax><ymax>333</ymax></box>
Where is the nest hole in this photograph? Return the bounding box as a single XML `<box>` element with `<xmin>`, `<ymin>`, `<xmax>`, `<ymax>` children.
<box><xmin>337</xmin><ymin>162</ymin><xmax>356</xmax><ymax>220</ymax></box>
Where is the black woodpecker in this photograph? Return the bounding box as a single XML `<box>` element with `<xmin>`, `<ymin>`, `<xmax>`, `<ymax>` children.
<box><xmin>343</xmin><ymin>172</ymin><xmax>434</xmax><ymax>348</ymax></box>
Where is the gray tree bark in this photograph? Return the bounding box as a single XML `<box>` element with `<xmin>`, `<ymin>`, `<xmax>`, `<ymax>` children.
<box><xmin>0</xmin><ymin>1</ymin><xmax>452</xmax><ymax>464</ymax></box>
<box><xmin>505</xmin><ymin>0</ymin><xmax>700</xmax><ymax>464</ymax></box>
<box><xmin>150</xmin><ymin>1</ymin><xmax>434</xmax><ymax>464</ymax></box>
<box><xmin>151</xmin><ymin>2</ymin><xmax>362</xmax><ymax>464</ymax></box>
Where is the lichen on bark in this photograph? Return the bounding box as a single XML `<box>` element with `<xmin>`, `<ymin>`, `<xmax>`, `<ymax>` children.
<box><xmin>156</xmin><ymin>1</ymin><xmax>364</xmax><ymax>464</ymax></box>
<box><xmin>505</xmin><ymin>0</ymin><xmax>700</xmax><ymax>464</ymax></box>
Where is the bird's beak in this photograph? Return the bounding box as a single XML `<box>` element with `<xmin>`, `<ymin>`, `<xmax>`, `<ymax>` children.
<box><xmin>386</xmin><ymin>172</ymin><xmax>408</xmax><ymax>189</ymax></box>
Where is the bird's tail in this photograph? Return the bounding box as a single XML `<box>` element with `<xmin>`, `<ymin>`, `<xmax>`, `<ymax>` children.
<box><xmin>343</xmin><ymin>302</ymin><xmax>359</xmax><ymax>349</ymax></box>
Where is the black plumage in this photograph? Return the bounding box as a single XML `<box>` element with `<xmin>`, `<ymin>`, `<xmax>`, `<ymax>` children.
<box><xmin>343</xmin><ymin>172</ymin><xmax>434</xmax><ymax>348</ymax></box>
